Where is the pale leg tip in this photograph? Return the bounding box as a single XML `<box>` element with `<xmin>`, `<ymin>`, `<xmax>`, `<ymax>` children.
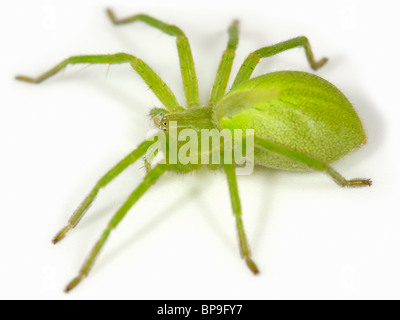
<box><xmin>15</xmin><ymin>75</ymin><xmax>33</xmax><ymax>82</ymax></box>
<box><xmin>246</xmin><ymin>258</ymin><xmax>260</xmax><ymax>275</ymax></box>
<box><xmin>313</xmin><ymin>57</ymin><xmax>329</xmax><ymax>70</ymax></box>
<box><xmin>65</xmin><ymin>276</ymin><xmax>83</xmax><ymax>293</ymax></box>
<box><xmin>53</xmin><ymin>225</ymin><xmax>72</xmax><ymax>245</ymax></box>
<box><xmin>106</xmin><ymin>8</ymin><xmax>117</xmax><ymax>23</ymax></box>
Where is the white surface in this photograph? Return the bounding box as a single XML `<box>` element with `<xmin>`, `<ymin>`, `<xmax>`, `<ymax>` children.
<box><xmin>1</xmin><ymin>0</ymin><xmax>399</xmax><ymax>300</ymax></box>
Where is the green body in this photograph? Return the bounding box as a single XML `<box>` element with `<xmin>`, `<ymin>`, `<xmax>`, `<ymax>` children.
<box><xmin>16</xmin><ymin>10</ymin><xmax>371</xmax><ymax>292</ymax></box>
<box><xmin>216</xmin><ymin>71</ymin><xmax>366</xmax><ymax>170</ymax></box>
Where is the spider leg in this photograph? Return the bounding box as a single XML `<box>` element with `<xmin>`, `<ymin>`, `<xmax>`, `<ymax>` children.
<box><xmin>16</xmin><ymin>53</ymin><xmax>184</xmax><ymax>112</ymax></box>
<box><xmin>209</xmin><ymin>20</ymin><xmax>239</xmax><ymax>106</ymax></box>
<box><xmin>144</xmin><ymin>143</ymin><xmax>160</xmax><ymax>173</ymax></box>
<box><xmin>107</xmin><ymin>9</ymin><xmax>199</xmax><ymax>108</ymax></box>
<box><xmin>223</xmin><ymin>163</ymin><xmax>259</xmax><ymax>274</ymax></box>
<box><xmin>53</xmin><ymin>140</ymin><xmax>154</xmax><ymax>244</ymax></box>
<box><xmin>232</xmin><ymin>36</ymin><xmax>328</xmax><ymax>88</ymax></box>
<box><xmin>65</xmin><ymin>164</ymin><xmax>167</xmax><ymax>293</ymax></box>
<box><xmin>254</xmin><ymin>136</ymin><xmax>372</xmax><ymax>187</ymax></box>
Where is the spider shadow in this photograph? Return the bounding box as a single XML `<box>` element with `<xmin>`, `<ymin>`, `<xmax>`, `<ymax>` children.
<box><xmin>242</xmin><ymin>166</ymin><xmax>278</xmax><ymax>252</ymax></box>
<box><xmin>95</xmin><ymin>167</ymin><xmax>279</xmax><ymax>272</ymax></box>
<box><xmin>95</xmin><ymin>170</ymin><xmax>233</xmax><ymax>271</ymax></box>
<box><xmin>319</xmin><ymin>53</ymin><xmax>385</xmax><ymax>162</ymax></box>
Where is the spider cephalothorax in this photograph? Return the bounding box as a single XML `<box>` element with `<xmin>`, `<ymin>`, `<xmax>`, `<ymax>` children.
<box><xmin>16</xmin><ymin>9</ymin><xmax>371</xmax><ymax>292</ymax></box>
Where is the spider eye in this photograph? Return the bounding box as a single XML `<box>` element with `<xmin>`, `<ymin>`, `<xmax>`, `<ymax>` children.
<box><xmin>163</xmin><ymin>128</ymin><xmax>167</xmax><ymax>132</ymax></box>
<box><xmin>163</xmin><ymin>122</ymin><xmax>167</xmax><ymax>126</ymax></box>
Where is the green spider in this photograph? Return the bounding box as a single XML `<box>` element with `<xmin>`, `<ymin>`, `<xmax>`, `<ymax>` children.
<box><xmin>16</xmin><ymin>9</ymin><xmax>372</xmax><ymax>292</ymax></box>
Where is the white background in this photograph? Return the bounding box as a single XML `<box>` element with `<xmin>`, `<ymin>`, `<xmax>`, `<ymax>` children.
<box><xmin>1</xmin><ymin>0</ymin><xmax>399</xmax><ymax>300</ymax></box>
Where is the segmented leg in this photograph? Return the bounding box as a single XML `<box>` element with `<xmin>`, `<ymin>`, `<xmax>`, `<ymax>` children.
<box><xmin>53</xmin><ymin>140</ymin><xmax>154</xmax><ymax>244</ymax></box>
<box><xmin>254</xmin><ymin>137</ymin><xmax>372</xmax><ymax>187</ymax></box>
<box><xmin>209</xmin><ymin>20</ymin><xmax>239</xmax><ymax>106</ymax></box>
<box><xmin>144</xmin><ymin>143</ymin><xmax>160</xmax><ymax>173</ymax></box>
<box><xmin>16</xmin><ymin>53</ymin><xmax>184</xmax><ymax>112</ymax></box>
<box><xmin>65</xmin><ymin>164</ymin><xmax>167</xmax><ymax>293</ymax></box>
<box><xmin>223</xmin><ymin>163</ymin><xmax>259</xmax><ymax>274</ymax></box>
<box><xmin>107</xmin><ymin>9</ymin><xmax>199</xmax><ymax>108</ymax></box>
<box><xmin>232</xmin><ymin>36</ymin><xmax>328</xmax><ymax>88</ymax></box>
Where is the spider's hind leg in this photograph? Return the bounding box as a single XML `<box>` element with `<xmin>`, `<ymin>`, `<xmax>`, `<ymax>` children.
<box><xmin>224</xmin><ymin>163</ymin><xmax>259</xmax><ymax>274</ymax></box>
<box><xmin>232</xmin><ymin>36</ymin><xmax>328</xmax><ymax>88</ymax></box>
<box><xmin>254</xmin><ymin>136</ymin><xmax>372</xmax><ymax>187</ymax></box>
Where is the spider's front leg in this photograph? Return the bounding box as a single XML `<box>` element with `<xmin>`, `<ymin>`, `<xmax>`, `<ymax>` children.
<box><xmin>15</xmin><ymin>53</ymin><xmax>184</xmax><ymax>112</ymax></box>
<box><xmin>106</xmin><ymin>9</ymin><xmax>199</xmax><ymax>108</ymax></box>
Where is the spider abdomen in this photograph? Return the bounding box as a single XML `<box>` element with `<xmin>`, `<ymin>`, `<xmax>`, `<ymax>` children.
<box><xmin>215</xmin><ymin>71</ymin><xmax>366</xmax><ymax>170</ymax></box>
